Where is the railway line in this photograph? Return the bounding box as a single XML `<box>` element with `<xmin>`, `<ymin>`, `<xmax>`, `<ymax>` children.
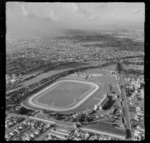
<box><xmin>119</xmin><ymin>74</ymin><xmax>131</xmax><ymax>139</ymax></box>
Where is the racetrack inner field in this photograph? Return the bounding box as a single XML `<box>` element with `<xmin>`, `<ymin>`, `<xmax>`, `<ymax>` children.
<box><xmin>36</xmin><ymin>81</ymin><xmax>93</xmax><ymax>107</ymax></box>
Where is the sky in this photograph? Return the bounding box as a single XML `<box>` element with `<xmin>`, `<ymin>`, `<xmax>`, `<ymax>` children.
<box><xmin>6</xmin><ymin>2</ymin><xmax>145</xmax><ymax>39</ymax></box>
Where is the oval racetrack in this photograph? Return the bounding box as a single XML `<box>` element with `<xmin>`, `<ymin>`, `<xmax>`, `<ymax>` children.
<box><xmin>27</xmin><ymin>80</ymin><xmax>99</xmax><ymax>112</ymax></box>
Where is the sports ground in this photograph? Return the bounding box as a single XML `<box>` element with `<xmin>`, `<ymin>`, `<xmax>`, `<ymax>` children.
<box><xmin>26</xmin><ymin>80</ymin><xmax>101</xmax><ymax>112</ymax></box>
<box><xmin>24</xmin><ymin>69</ymin><xmax>120</xmax><ymax>113</ymax></box>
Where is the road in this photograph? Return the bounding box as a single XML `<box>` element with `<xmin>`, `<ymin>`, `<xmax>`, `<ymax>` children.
<box><xmin>119</xmin><ymin>74</ymin><xmax>131</xmax><ymax>139</ymax></box>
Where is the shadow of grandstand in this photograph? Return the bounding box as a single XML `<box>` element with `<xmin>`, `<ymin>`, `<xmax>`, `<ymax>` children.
<box><xmin>102</xmin><ymin>97</ymin><xmax>116</xmax><ymax>110</ymax></box>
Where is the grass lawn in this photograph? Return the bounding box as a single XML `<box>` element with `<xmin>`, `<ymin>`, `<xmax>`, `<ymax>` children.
<box><xmin>36</xmin><ymin>81</ymin><xmax>92</xmax><ymax>107</ymax></box>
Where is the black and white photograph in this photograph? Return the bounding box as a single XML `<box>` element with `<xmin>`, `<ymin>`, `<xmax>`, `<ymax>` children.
<box><xmin>5</xmin><ymin>2</ymin><xmax>145</xmax><ymax>141</ymax></box>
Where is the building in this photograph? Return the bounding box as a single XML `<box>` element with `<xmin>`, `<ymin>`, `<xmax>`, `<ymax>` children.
<box><xmin>91</xmin><ymin>74</ymin><xmax>103</xmax><ymax>77</ymax></box>
<box><xmin>94</xmin><ymin>105</ymin><xmax>99</xmax><ymax>111</ymax></box>
<box><xmin>133</xmin><ymin>130</ymin><xmax>142</xmax><ymax>140</ymax></box>
<box><xmin>53</xmin><ymin>127</ymin><xmax>71</xmax><ymax>136</ymax></box>
<box><xmin>134</xmin><ymin>114</ymin><xmax>140</xmax><ymax>121</ymax></box>
<box><xmin>140</xmin><ymin>89</ymin><xmax>144</xmax><ymax>99</ymax></box>
<box><xmin>95</xmin><ymin>94</ymin><xmax>108</xmax><ymax>110</ymax></box>
<box><xmin>137</xmin><ymin>126</ymin><xmax>145</xmax><ymax>132</ymax></box>
<box><xmin>99</xmin><ymin>96</ymin><xmax>109</xmax><ymax>110</ymax></box>
<box><xmin>136</xmin><ymin>106</ymin><xmax>141</xmax><ymax>112</ymax></box>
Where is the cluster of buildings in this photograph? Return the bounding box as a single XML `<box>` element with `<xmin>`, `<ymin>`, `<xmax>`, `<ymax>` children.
<box><xmin>125</xmin><ymin>77</ymin><xmax>144</xmax><ymax>140</ymax></box>
<box><xmin>133</xmin><ymin>125</ymin><xmax>145</xmax><ymax>140</ymax></box>
<box><xmin>44</xmin><ymin>127</ymin><xmax>72</xmax><ymax>140</ymax></box>
<box><xmin>44</xmin><ymin>126</ymin><xmax>117</xmax><ymax>140</ymax></box>
<box><xmin>69</xmin><ymin>129</ymin><xmax>91</xmax><ymax>140</ymax></box>
<box><xmin>131</xmin><ymin>106</ymin><xmax>144</xmax><ymax>140</ymax></box>
<box><xmin>126</xmin><ymin>77</ymin><xmax>144</xmax><ymax>100</ymax></box>
<box><xmin>5</xmin><ymin>119</ymin><xmax>51</xmax><ymax>141</ymax></box>
<box><xmin>5</xmin><ymin>116</ymin><xmax>25</xmax><ymax>129</ymax></box>
<box><xmin>69</xmin><ymin>128</ymin><xmax>121</xmax><ymax>140</ymax></box>
<box><xmin>5</xmin><ymin>114</ymin><xmax>125</xmax><ymax>141</ymax></box>
<box><xmin>19</xmin><ymin>120</ymin><xmax>51</xmax><ymax>141</ymax></box>
<box><xmin>7</xmin><ymin>36</ymin><xmax>144</xmax><ymax>72</ymax></box>
<box><xmin>134</xmin><ymin>106</ymin><xmax>144</xmax><ymax>122</ymax></box>
<box><xmin>6</xmin><ymin>74</ymin><xmax>22</xmax><ymax>86</ymax></box>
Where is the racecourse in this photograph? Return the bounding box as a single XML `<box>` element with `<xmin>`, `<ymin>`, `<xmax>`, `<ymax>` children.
<box><xmin>27</xmin><ymin>80</ymin><xmax>99</xmax><ymax>112</ymax></box>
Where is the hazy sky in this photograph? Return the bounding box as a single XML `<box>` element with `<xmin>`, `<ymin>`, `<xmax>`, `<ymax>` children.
<box><xmin>6</xmin><ymin>2</ymin><xmax>145</xmax><ymax>39</ymax></box>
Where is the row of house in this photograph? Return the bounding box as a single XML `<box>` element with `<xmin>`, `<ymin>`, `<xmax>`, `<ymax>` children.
<box><xmin>5</xmin><ymin>116</ymin><xmax>25</xmax><ymax>129</ymax></box>
<box><xmin>5</xmin><ymin>118</ymin><xmax>52</xmax><ymax>141</ymax></box>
